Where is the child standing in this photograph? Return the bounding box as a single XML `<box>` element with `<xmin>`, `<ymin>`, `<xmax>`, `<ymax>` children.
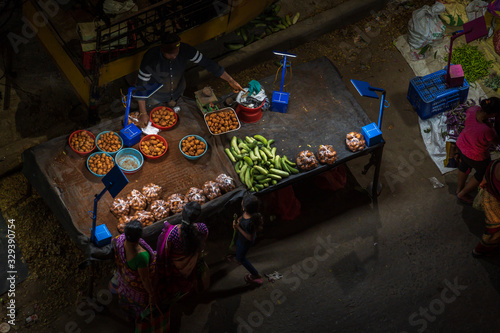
<box><xmin>234</xmin><ymin>193</ymin><xmax>264</xmax><ymax>285</ymax></box>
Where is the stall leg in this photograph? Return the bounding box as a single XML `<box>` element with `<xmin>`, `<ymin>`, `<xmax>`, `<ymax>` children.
<box><xmin>371</xmin><ymin>145</ymin><xmax>384</xmax><ymax>205</ymax></box>
<box><xmin>88</xmin><ymin>86</ymin><xmax>101</xmax><ymax>124</ymax></box>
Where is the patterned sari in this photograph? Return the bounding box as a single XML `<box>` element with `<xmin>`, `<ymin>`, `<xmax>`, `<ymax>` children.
<box><xmin>156</xmin><ymin>221</ymin><xmax>208</xmax><ymax>298</ymax></box>
<box><xmin>475</xmin><ymin>160</ymin><xmax>500</xmax><ymax>254</ymax></box>
<box><xmin>112</xmin><ymin>234</ymin><xmax>157</xmax><ymax>320</ymax></box>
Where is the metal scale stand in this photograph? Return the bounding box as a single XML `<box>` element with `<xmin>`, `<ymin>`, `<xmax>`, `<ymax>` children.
<box><xmin>121</xmin><ymin>82</ymin><xmax>163</xmax><ymax>146</ymax></box>
<box><xmin>271</xmin><ymin>51</ymin><xmax>296</xmax><ymax>113</ymax></box>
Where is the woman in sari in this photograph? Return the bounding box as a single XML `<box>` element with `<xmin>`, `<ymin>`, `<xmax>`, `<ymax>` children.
<box><xmin>112</xmin><ymin>220</ymin><xmax>157</xmax><ymax>321</ymax></box>
<box><xmin>473</xmin><ymin>159</ymin><xmax>500</xmax><ymax>257</ymax></box>
<box><xmin>157</xmin><ymin>201</ymin><xmax>209</xmax><ymax>298</ymax></box>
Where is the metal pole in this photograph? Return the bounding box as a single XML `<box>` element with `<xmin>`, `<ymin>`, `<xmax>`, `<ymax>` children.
<box><xmin>369</xmin><ymin>87</ymin><xmax>386</xmax><ymax>129</ymax></box>
<box><xmin>372</xmin><ymin>145</ymin><xmax>384</xmax><ymax>206</ymax></box>
<box><xmin>123</xmin><ymin>87</ymin><xmax>136</xmax><ymax>128</ymax></box>
<box><xmin>378</xmin><ymin>91</ymin><xmax>386</xmax><ymax>129</ymax></box>
<box><xmin>280</xmin><ymin>55</ymin><xmax>287</xmax><ymax>92</ymax></box>
<box><xmin>90</xmin><ymin>186</ymin><xmax>109</xmax><ymax>244</ymax></box>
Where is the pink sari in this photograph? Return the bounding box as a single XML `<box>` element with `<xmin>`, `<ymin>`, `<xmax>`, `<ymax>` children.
<box><xmin>112</xmin><ymin>234</ymin><xmax>156</xmax><ymax>319</ymax></box>
<box><xmin>156</xmin><ymin>221</ymin><xmax>208</xmax><ymax>298</ymax></box>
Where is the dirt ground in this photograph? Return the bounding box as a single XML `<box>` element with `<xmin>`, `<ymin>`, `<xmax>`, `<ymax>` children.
<box><xmin>1</xmin><ymin>0</ymin><xmax>500</xmax><ymax>332</ymax></box>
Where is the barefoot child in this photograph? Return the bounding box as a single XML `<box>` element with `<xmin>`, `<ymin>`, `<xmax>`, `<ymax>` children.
<box><xmin>234</xmin><ymin>193</ymin><xmax>264</xmax><ymax>284</ymax></box>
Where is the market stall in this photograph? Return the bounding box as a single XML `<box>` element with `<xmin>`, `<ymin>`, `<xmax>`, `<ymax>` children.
<box><xmin>22</xmin><ymin>56</ymin><xmax>384</xmax><ymax>256</ymax></box>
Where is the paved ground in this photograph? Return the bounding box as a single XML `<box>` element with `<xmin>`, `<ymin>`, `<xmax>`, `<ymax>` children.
<box><xmin>1</xmin><ymin>0</ymin><xmax>500</xmax><ymax>332</ymax></box>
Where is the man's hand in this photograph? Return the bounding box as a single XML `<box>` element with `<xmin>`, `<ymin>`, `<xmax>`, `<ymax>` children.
<box><xmin>220</xmin><ymin>71</ymin><xmax>243</xmax><ymax>93</ymax></box>
<box><xmin>139</xmin><ymin>112</ymin><xmax>149</xmax><ymax>129</ymax></box>
<box><xmin>229</xmin><ymin>80</ymin><xmax>243</xmax><ymax>93</ymax></box>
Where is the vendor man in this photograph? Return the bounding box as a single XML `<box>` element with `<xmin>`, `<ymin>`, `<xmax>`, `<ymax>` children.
<box><xmin>136</xmin><ymin>32</ymin><xmax>243</xmax><ymax>127</ymax></box>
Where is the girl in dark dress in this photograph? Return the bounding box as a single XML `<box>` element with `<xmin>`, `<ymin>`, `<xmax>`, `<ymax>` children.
<box><xmin>234</xmin><ymin>193</ymin><xmax>264</xmax><ymax>285</ymax></box>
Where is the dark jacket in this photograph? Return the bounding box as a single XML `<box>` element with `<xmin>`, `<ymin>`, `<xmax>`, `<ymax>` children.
<box><xmin>137</xmin><ymin>43</ymin><xmax>224</xmax><ymax>102</ymax></box>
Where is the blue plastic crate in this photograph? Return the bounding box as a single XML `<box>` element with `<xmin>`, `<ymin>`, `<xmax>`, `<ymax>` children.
<box><xmin>407</xmin><ymin>69</ymin><xmax>469</xmax><ymax>120</ymax></box>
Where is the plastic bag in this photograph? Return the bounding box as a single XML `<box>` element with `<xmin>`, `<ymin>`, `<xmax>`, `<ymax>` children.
<box><xmin>428</xmin><ymin>177</ymin><xmax>444</xmax><ymax>189</ymax></box>
<box><xmin>345</xmin><ymin>132</ymin><xmax>366</xmax><ymax>152</ymax></box>
<box><xmin>103</xmin><ymin>0</ymin><xmax>136</xmax><ymax>15</ymax></box>
<box><xmin>407</xmin><ymin>2</ymin><xmax>446</xmax><ymax>50</ymax></box>
<box><xmin>466</xmin><ymin>0</ymin><xmax>488</xmax><ymax>21</ymax></box>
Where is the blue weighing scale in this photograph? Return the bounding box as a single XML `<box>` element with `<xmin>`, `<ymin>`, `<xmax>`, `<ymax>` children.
<box><xmin>271</xmin><ymin>51</ymin><xmax>297</xmax><ymax>113</ymax></box>
<box><xmin>89</xmin><ymin>165</ymin><xmax>129</xmax><ymax>247</ymax></box>
<box><xmin>120</xmin><ymin>83</ymin><xmax>163</xmax><ymax>146</ymax></box>
<box><xmin>351</xmin><ymin>79</ymin><xmax>389</xmax><ymax>147</ymax></box>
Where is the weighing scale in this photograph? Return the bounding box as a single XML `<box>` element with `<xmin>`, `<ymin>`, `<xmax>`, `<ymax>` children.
<box><xmin>195</xmin><ymin>86</ymin><xmax>219</xmax><ymax>114</ymax></box>
<box><xmin>89</xmin><ymin>165</ymin><xmax>129</xmax><ymax>247</ymax></box>
<box><xmin>445</xmin><ymin>16</ymin><xmax>488</xmax><ymax>87</ymax></box>
<box><xmin>121</xmin><ymin>83</ymin><xmax>163</xmax><ymax>146</ymax></box>
<box><xmin>351</xmin><ymin>79</ymin><xmax>389</xmax><ymax>147</ymax></box>
<box><xmin>271</xmin><ymin>51</ymin><xmax>296</xmax><ymax>113</ymax></box>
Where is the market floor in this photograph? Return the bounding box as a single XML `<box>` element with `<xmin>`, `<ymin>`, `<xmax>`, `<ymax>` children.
<box><xmin>2</xmin><ymin>0</ymin><xmax>500</xmax><ymax>332</ymax></box>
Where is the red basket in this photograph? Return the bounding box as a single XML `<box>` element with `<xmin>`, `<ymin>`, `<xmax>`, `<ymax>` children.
<box><xmin>82</xmin><ymin>21</ymin><xmax>137</xmax><ymax>71</ymax></box>
<box><xmin>139</xmin><ymin>135</ymin><xmax>168</xmax><ymax>159</ymax></box>
<box><xmin>150</xmin><ymin>106</ymin><xmax>178</xmax><ymax>130</ymax></box>
<box><xmin>235</xmin><ymin>100</ymin><xmax>265</xmax><ymax>123</ymax></box>
<box><xmin>69</xmin><ymin>130</ymin><xmax>96</xmax><ymax>156</ymax></box>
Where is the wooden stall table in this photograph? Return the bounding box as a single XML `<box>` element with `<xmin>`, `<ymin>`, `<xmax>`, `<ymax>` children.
<box><xmin>22</xmin><ymin>57</ymin><xmax>384</xmax><ymax>257</ymax></box>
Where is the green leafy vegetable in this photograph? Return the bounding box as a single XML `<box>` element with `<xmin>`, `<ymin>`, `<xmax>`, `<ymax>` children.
<box><xmin>443</xmin><ymin>44</ymin><xmax>493</xmax><ymax>83</ymax></box>
<box><xmin>484</xmin><ymin>74</ymin><xmax>500</xmax><ymax>90</ymax></box>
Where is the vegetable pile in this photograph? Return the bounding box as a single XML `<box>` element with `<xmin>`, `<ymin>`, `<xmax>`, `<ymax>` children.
<box><xmin>444</xmin><ymin>44</ymin><xmax>493</xmax><ymax>83</ymax></box>
<box><xmin>445</xmin><ymin>101</ymin><xmax>500</xmax><ymax>152</ymax></box>
<box><xmin>444</xmin><ymin>101</ymin><xmax>474</xmax><ymax>140</ymax></box>
<box><xmin>346</xmin><ymin>132</ymin><xmax>366</xmax><ymax>152</ymax></box>
<box><xmin>181</xmin><ymin>136</ymin><xmax>207</xmax><ymax>156</ymax></box>
<box><xmin>151</xmin><ymin>107</ymin><xmax>177</xmax><ymax>129</ymax></box>
<box><xmin>141</xmin><ymin>135</ymin><xmax>167</xmax><ymax>158</ymax></box>
<box><xmin>88</xmin><ymin>153</ymin><xmax>114</xmax><ymax>175</ymax></box>
<box><xmin>225</xmin><ymin>135</ymin><xmax>298</xmax><ymax>192</ymax></box>
<box><xmin>225</xmin><ymin>3</ymin><xmax>300</xmax><ymax>50</ymax></box>
<box><xmin>484</xmin><ymin>74</ymin><xmax>500</xmax><ymax>91</ymax></box>
<box><xmin>97</xmin><ymin>131</ymin><xmax>122</xmax><ymax>152</ymax></box>
<box><xmin>296</xmin><ymin>150</ymin><xmax>318</xmax><ymax>171</ymax></box>
<box><xmin>205</xmin><ymin>109</ymin><xmax>240</xmax><ymax>134</ymax></box>
<box><xmin>70</xmin><ymin>130</ymin><xmax>95</xmax><ymax>153</ymax></box>
<box><xmin>112</xmin><ymin>173</ymin><xmax>236</xmax><ymax>232</ymax></box>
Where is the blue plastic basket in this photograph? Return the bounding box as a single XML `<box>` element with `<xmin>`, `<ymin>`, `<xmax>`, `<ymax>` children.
<box><xmin>115</xmin><ymin>148</ymin><xmax>143</xmax><ymax>174</ymax></box>
<box><xmin>95</xmin><ymin>131</ymin><xmax>123</xmax><ymax>156</ymax></box>
<box><xmin>179</xmin><ymin>135</ymin><xmax>208</xmax><ymax>160</ymax></box>
<box><xmin>86</xmin><ymin>152</ymin><xmax>114</xmax><ymax>177</ymax></box>
<box><xmin>407</xmin><ymin>69</ymin><xmax>469</xmax><ymax>120</ymax></box>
